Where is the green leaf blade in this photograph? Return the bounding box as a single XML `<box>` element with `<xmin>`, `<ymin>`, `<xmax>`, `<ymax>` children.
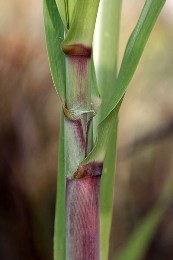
<box><xmin>101</xmin><ymin>0</ymin><xmax>166</xmax><ymax>122</ymax></box>
<box><xmin>95</xmin><ymin>0</ymin><xmax>121</xmax><ymax>106</ymax></box>
<box><xmin>100</xmin><ymin>111</ymin><xmax>118</xmax><ymax>260</ymax></box>
<box><xmin>43</xmin><ymin>0</ymin><xmax>66</xmax><ymax>102</ymax></box>
<box><xmin>54</xmin><ymin>112</ymin><xmax>66</xmax><ymax>260</ymax></box>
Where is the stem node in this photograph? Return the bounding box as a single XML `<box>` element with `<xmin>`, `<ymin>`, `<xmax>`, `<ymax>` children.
<box><xmin>61</xmin><ymin>44</ymin><xmax>92</xmax><ymax>57</ymax></box>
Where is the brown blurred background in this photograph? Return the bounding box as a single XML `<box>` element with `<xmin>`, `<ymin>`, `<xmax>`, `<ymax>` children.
<box><xmin>0</xmin><ymin>0</ymin><xmax>173</xmax><ymax>259</ymax></box>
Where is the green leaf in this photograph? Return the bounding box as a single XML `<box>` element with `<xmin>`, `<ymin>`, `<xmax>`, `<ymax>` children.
<box><xmin>62</xmin><ymin>0</ymin><xmax>100</xmax><ymax>47</ymax></box>
<box><xmin>54</xmin><ymin>112</ymin><xmax>66</xmax><ymax>260</ymax></box>
<box><xmin>101</xmin><ymin>0</ymin><xmax>166</xmax><ymax>123</ymax></box>
<box><xmin>93</xmin><ymin>2</ymin><xmax>122</xmax><ymax>259</ymax></box>
<box><xmin>100</xmin><ymin>113</ymin><xmax>118</xmax><ymax>260</ymax></box>
<box><xmin>43</xmin><ymin>0</ymin><xmax>66</xmax><ymax>102</ymax></box>
<box><xmin>94</xmin><ymin>0</ymin><xmax>121</xmax><ymax>111</ymax></box>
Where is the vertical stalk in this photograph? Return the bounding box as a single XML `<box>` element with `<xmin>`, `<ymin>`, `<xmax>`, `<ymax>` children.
<box><xmin>62</xmin><ymin>44</ymin><xmax>102</xmax><ymax>260</ymax></box>
<box><xmin>66</xmin><ymin>176</ymin><xmax>100</xmax><ymax>260</ymax></box>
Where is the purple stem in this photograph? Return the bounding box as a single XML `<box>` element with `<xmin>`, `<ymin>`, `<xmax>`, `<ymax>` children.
<box><xmin>66</xmin><ymin>176</ymin><xmax>101</xmax><ymax>260</ymax></box>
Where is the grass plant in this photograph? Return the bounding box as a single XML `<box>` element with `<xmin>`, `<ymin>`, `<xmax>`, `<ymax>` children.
<box><xmin>43</xmin><ymin>0</ymin><xmax>166</xmax><ymax>259</ymax></box>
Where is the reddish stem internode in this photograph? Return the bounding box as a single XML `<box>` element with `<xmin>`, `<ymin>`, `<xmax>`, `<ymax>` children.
<box><xmin>66</xmin><ymin>176</ymin><xmax>101</xmax><ymax>260</ymax></box>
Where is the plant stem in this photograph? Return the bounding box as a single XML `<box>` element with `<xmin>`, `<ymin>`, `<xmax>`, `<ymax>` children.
<box><xmin>66</xmin><ymin>176</ymin><xmax>100</xmax><ymax>260</ymax></box>
<box><xmin>62</xmin><ymin>44</ymin><xmax>101</xmax><ymax>259</ymax></box>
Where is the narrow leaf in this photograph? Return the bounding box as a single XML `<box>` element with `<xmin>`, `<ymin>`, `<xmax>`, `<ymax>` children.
<box><xmin>100</xmin><ymin>114</ymin><xmax>118</xmax><ymax>260</ymax></box>
<box><xmin>44</xmin><ymin>0</ymin><xmax>65</xmax><ymax>102</ymax></box>
<box><xmin>101</xmin><ymin>0</ymin><xmax>166</xmax><ymax>122</ymax></box>
<box><xmin>94</xmin><ymin>0</ymin><xmax>122</xmax><ymax>109</ymax></box>
<box><xmin>93</xmin><ymin>2</ymin><xmax>122</xmax><ymax>259</ymax></box>
<box><xmin>54</xmin><ymin>112</ymin><xmax>66</xmax><ymax>260</ymax></box>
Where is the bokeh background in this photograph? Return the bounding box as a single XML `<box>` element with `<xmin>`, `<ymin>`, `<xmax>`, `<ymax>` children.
<box><xmin>0</xmin><ymin>0</ymin><xmax>173</xmax><ymax>259</ymax></box>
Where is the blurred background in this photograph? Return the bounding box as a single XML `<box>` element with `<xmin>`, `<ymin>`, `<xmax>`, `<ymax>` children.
<box><xmin>0</xmin><ymin>0</ymin><xmax>173</xmax><ymax>259</ymax></box>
